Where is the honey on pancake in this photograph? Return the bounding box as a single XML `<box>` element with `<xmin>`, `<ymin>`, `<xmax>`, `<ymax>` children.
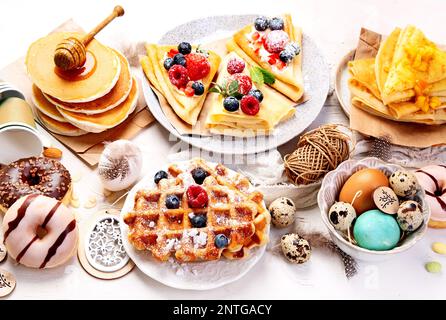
<box><xmin>54</xmin><ymin>51</ymin><xmax>97</xmax><ymax>81</ymax></box>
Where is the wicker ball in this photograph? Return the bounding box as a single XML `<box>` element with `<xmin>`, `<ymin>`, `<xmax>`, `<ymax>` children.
<box><xmin>284</xmin><ymin>125</ymin><xmax>351</xmax><ymax>185</ymax></box>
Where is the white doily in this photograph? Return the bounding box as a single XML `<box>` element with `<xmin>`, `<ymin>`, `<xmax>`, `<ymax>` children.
<box><xmin>86</xmin><ymin>216</ymin><xmax>130</xmax><ymax>273</ymax></box>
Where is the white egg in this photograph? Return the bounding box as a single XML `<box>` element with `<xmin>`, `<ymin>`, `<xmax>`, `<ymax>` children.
<box><xmin>98</xmin><ymin>140</ymin><xmax>143</xmax><ymax>191</ymax></box>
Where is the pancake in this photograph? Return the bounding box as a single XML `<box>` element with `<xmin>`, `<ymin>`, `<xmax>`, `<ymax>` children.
<box><xmin>45</xmin><ymin>49</ymin><xmax>132</xmax><ymax>114</ymax></box>
<box><xmin>56</xmin><ymin>77</ymin><xmax>139</xmax><ymax>133</ymax></box>
<box><xmin>26</xmin><ymin>32</ymin><xmax>120</xmax><ymax>103</ymax></box>
<box><xmin>32</xmin><ymin>85</ymin><xmax>67</xmax><ymax>123</ymax></box>
<box><xmin>35</xmin><ymin>110</ymin><xmax>87</xmax><ymax>136</ymax></box>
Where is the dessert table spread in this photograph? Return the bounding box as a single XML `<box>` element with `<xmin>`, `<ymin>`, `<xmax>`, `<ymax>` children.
<box><xmin>1</xmin><ymin>0</ymin><xmax>446</xmax><ymax>300</ymax></box>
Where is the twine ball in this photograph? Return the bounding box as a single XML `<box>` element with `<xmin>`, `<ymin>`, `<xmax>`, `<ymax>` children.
<box><xmin>284</xmin><ymin>125</ymin><xmax>350</xmax><ymax>185</ymax></box>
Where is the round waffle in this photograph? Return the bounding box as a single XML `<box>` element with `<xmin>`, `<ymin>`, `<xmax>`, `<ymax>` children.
<box><xmin>122</xmin><ymin>158</ymin><xmax>270</xmax><ymax>263</ymax></box>
<box><xmin>26</xmin><ymin>32</ymin><xmax>120</xmax><ymax>103</ymax></box>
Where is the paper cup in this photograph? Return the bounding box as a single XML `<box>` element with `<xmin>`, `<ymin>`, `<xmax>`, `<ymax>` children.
<box><xmin>0</xmin><ymin>84</ymin><xmax>44</xmax><ymax>164</ymax></box>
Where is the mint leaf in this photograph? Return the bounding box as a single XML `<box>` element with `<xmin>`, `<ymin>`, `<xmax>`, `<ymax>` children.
<box><xmin>209</xmin><ymin>87</ymin><xmax>221</xmax><ymax>94</ymax></box>
<box><xmin>228</xmin><ymin>80</ymin><xmax>239</xmax><ymax>96</ymax></box>
<box><xmin>250</xmin><ymin>67</ymin><xmax>264</xmax><ymax>85</ymax></box>
<box><xmin>259</xmin><ymin>68</ymin><xmax>275</xmax><ymax>85</ymax></box>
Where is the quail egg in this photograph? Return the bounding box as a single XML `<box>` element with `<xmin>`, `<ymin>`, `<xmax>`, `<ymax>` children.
<box><xmin>280</xmin><ymin>233</ymin><xmax>311</xmax><ymax>264</ymax></box>
<box><xmin>397</xmin><ymin>200</ymin><xmax>424</xmax><ymax>232</ymax></box>
<box><xmin>269</xmin><ymin>197</ymin><xmax>296</xmax><ymax>228</ymax></box>
<box><xmin>328</xmin><ymin>202</ymin><xmax>356</xmax><ymax>231</ymax></box>
<box><xmin>389</xmin><ymin>170</ymin><xmax>418</xmax><ymax>197</ymax></box>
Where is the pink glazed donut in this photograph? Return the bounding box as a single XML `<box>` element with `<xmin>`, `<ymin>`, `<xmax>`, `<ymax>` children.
<box><xmin>415</xmin><ymin>165</ymin><xmax>446</xmax><ymax>229</ymax></box>
<box><xmin>2</xmin><ymin>194</ymin><xmax>78</xmax><ymax>268</ymax></box>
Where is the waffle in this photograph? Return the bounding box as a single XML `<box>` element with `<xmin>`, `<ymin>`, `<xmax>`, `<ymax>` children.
<box><xmin>123</xmin><ymin>158</ymin><xmax>270</xmax><ymax>262</ymax></box>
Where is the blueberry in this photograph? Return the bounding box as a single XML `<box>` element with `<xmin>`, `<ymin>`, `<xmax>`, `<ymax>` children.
<box><xmin>192</xmin><ymin>82</ymin><xmax>205</xmax><ymax>96</ymax></box>
<box><xmin>173</xmin><ymin>53</ymin><xmax>186</xmax><ymax>67</ymax></box>
<box><xmin>191</xmin><ymin>167</ymin><xmax>209</xmax><ymax>184</ymax></box>
<box><xmin>279</xmin><ymin>49</ymin><xmax>294</xmax><ymax>63</ymax></box>
<box><xmin>269</xmin><ymin>17</ymin><xmax>284</xmax><ymax>30</ymax></box>
<box><xmin>190</xmin><ymin>214</ymin><xmax>207</xmax><ymax>228</ymax></box>
<box><xmin>154</xmin><ymin>170</ymin><xmax>168</xmax><ymax>184</ymax></box>
<box><xmin>214</xmin><ymin>234</ymin><xmax>229</xmax><ymax>248</ymax></box>
<box><xmin>163</xmin><ymin>58</ymin><xmax>174</xmax><ymax>70</ymax></box>
<box><xmin>254</xmin><ymin>16</ymin><xmax>269</xmax><ymax>31</ymax></box>
<box><xmin>178</xmin><ymin>42</ymin><xmax>192</xmax><ymax>55</ymax></box>
<box><xmin>248</xmin><ymin>89</ymin><xmax>264</xmax><ymax>102</ymax></box>
<box><xmin>223</xmin><ymin>96</ymin><xmax>239</xmax><ymax>112</ymax></box>
<box><xmin>166</xmin><ymin>195</ymin><xmax>180</xmax><ymax>209</ymax></box>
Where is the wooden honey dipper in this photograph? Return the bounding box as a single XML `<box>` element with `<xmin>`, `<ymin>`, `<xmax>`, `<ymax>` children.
<box><xmin>54</xmin><ymin>5</ymin><xmax>125</xmax><ymax>71</ymax></box>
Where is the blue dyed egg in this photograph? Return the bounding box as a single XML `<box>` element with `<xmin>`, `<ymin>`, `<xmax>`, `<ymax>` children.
<box><xmin>353</xmin><ymin>209</ymin><xmax>400</xmax><ymax>251</ymax></box>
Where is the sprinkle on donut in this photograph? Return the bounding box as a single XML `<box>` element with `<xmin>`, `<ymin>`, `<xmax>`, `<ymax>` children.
<box><xmin>0</xmin><ymin>157</ymin><xmax>71</xmax><ymax>212</ymax></box>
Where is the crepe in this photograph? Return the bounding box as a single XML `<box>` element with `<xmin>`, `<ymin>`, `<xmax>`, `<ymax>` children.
<box><xmin>349</xmin><ymin>25</ymin><xmax>446</xmax><ymax>125</ymax></box>
<box><xmin>230</xmin><ymin>14</ymin><xmax>304</xmax><ymax>102</ymax></box>
<box><xmin>205</xmin><ymin>52</ymin><xmax>295</xmax><ymax>136</ymax></box>
<box><xmin>379</xmin><ymin>25</ymin><xmax>446</xmax><ymax>105</ymax></box>
<box><xmin>141</xmin><ymin>44</ymin><xmax>220</xmax><ymax>125</ymax></box>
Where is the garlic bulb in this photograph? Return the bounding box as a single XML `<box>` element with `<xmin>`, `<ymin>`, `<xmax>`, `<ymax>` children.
<box><xmin>98</xmin><ymin>140</ymin><xmax>142</xmax><ymax>191</ymax></box>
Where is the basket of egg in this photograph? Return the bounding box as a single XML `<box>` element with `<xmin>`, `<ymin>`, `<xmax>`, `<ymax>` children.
<box><xmin>318</xmin><ymin>157</ymin><xmax>430</xmax><ymax>261</ymax></box>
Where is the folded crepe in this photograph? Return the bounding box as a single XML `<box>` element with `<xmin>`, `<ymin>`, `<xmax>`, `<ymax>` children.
<box><xmin>349</xmin><ymin>26</ymin><xmax>446</xmax><ymax>125</ymax></box>
<box><xmin>205</xmin><ymin>52</ymin><xmax>295</xmax><ymax>136</ymax></box>
<box><xmin>349</xmin><ymin>58</ymin><xmax>446</xmax><ymax>124</ymax></box>
<box><xmin>230</xmin><ymin>14</ymin><xmax>304</xmax><ymax>102</ymax></box>
<box><xmin>377</xmin><ymin>25</ymin><xmax>446</xmax><ymax>105</ymax></box>
<box><xmin>141</xmin><ymin>44</ymin><xmax>221</xmax><ymax>125</ymax></box>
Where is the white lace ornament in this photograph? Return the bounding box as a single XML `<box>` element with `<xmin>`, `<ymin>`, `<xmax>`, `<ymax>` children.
<box><xmin>85</xmin><ymin>216</ymin><xmax>129</xmax><ymax>272</ymax></box>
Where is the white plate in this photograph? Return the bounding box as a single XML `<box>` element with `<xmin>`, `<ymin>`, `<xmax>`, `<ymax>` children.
<box><xmin>142</xmin><ymin>14</ymin><xmax>329</xmax><ymax>155</ymax></box>
<box><xmin>334</xmin><ymin>49</ymin><xmax>355</xmax><ymax>118</ymax></box>
<box><xmin>120</xmin><ymin>160</ymin><xmax>269</xmax><ymax>290</ymax></box>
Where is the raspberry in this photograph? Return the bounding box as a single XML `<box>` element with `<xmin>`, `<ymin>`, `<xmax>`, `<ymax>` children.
<box><xmin>187</xmin><ymin>185</ymin><xmax>208</xmax><ymax>208</ymax></box>
<box><xmin>227</xmin><ymin>58</ymin><xmax>246</xmax><ymax>74</ymax></box>
<box><xmin>229</xmin><ymin>73</ymin><xmax>252</xmax><ymax>95</ymax></box>
<box><xmin>185</xmin><ymin>87</ymin><xmax>195</xmax><ymax>97</ymax></box>
<box><xmin>185</xmin><ymin>53</ymin><xmax>210</xmax><ymax>81</ymax></box>
<box><xmin>264</xmin><ymin>30</ymin><xmax>290</xmax><ymax>53</ymax></box>
<box><xmin>168</xmin><ymin>65</ymin><xmax>189</xmax><ymax>88</ymax></box>
<box><xmin>240</xmin><ymin>95</ymin><xmax>260</xmax><ymax>116</ymax></box>
<box><xmin>168</xmin><ymin>48</ymin><xmax>179</xmax><ymax>58</ymax></box>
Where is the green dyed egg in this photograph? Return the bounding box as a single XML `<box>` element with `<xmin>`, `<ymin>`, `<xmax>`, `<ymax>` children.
<box><xmin>353</xmin><ymin>209</ymin><xmax>400</xmax><ymax>251</ymax></box>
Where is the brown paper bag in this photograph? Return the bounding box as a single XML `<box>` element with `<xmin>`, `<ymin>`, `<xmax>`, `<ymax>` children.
<box><xmin>0</xmin><ymin>19</ymin><xmax>155</xmax><ymax>166</ymax></box>
<box><xmin>349</xmin><ymin>28</ymin><xmax>446</xmax><ymax>148</ymax></box>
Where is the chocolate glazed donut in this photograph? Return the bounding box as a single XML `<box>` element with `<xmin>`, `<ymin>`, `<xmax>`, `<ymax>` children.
<box><xmin>0</xmin><ymin>157</ymin><xmax>71</xmax><ymax>212</ymax></box>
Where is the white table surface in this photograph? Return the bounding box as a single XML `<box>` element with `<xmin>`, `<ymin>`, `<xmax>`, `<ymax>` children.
<box><xmin>1</xmin><ymin>0</ymin><xmax>446</xmax><ymax>300</ymax></box>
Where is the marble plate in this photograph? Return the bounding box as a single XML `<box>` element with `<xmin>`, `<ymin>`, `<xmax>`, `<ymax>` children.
<box><xmin>120</xmin><ymin>160</ymin><xmax>269</xmax><ymax>290</ymax></box>
<box><xmin>142</xmin><ymin>14</ymin><xmax>329</xmax><ymax>154</ymax></box>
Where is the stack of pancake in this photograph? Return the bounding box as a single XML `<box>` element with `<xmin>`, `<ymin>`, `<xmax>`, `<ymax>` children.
<box><xmin>26</xmin><ymin>32</ymin><xmax>138</xmax><ymax>136</ymax></box>
<box><xmin>348</xmin><ymin>25</ymin><xmax>446</xmax><ymax>125</ymax></box>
